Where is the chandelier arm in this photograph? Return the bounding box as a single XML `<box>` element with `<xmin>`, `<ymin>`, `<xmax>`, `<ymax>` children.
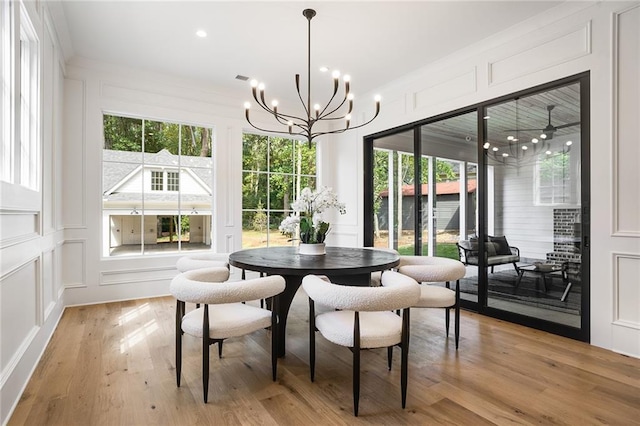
<box><xmin>310</xmin><ymin>106</ymin><xmax>381</xmax><ymax>139</ymax></box>
<box><xmin>318</xmin><ymin>93</ymin><xmax>349</xmax><ymax>120</ymax></box>
<box><xmin>246</xmin><ymin>114</ymin><xmax>306</xmax><ymax>137</ymax></box>
<box><xmin>317</xmin><ymin>80</ymin><xmax>341</xmax><ymax>118</ymax></box>
<box><xmin>295</xmin><ymin>74</ymin><xmax>310</xmax><ymax>118</ymax></box>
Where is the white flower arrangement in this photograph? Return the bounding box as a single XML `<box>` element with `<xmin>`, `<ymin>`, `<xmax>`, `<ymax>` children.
<box><xmin>279</xmin><ymin>187</ymin><xmax>346</xmax><ymax>244</ymax></box>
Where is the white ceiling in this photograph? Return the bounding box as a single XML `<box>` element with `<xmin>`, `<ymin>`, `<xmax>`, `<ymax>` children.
<box><xmin>53</xmin><ymin>1</ymin><xmax>564</xmax><ymax>106</ymax></box>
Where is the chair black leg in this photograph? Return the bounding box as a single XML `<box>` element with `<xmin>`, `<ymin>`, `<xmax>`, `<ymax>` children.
<box><xmin>353</xmin><ymin>312</ymin><xmax>361</xmax><ymax>417</ymax></box>
<box><xmin>203</xmin><ymin>305</ymin><xmax>210</xmax><ymax>403</ymax></box>
<box><xmin>271</xmin><ymin>296</ymin><xmax>278</xmax><ymax>381</ymax></box>
<box><xmin>401</xmin><ymin>308</ymin><xmax>410</xmax><ymax>409</ymax></box>
<box><xmin>455</xmin><ymin>280</ymin><xmax>460</xmax><ymax>350</ymax></box>
<box><xmin>445</xmin><ymin>307</ymin><xmax>450</xmax><ymax>337</ymax></box>
<box><xmin>387</xmin><ymin>346</ymin><xmax>393</xmax><ymax>370</ymax></box>
<box><xmin>218</xmin><ymin>340</ymin><xmax>223</xmax><ymax>359</ymax></box>
<box><xmin>175</xmin><ymin>300</ymin><xmax>184</xmax><ymax>387</ymax></box>
<box><xmin>309</xmin><ymin>298</ymin><xmax>316</xmax><ymax>382</ymax></box>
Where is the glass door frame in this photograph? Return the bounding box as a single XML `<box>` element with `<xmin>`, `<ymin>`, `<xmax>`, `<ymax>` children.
<box><xmin>364</xmin><ymin>72</ymin><xmax>590</xmax><ymax>342</ymax></box>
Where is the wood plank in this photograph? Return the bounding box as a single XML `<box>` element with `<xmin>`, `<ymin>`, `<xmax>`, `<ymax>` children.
<box><xmin>7</xmin><ymin>292</ymin><xmax>640</xmax><ymax>425</ymax></box>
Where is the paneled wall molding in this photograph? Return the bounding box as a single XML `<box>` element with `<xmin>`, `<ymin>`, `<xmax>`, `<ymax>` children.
<box><xmin>224</xmin><ymin>126</ymin><xmax>234</xmax><ymax>228</ymax></box>
<box><xmin>0</xmin><ymin>255</ymin><xmax>39</xmax><ymax>282</ymax></box>
<box><xmin>61</xmin><ymin>239</ymin><xmax>86</xmax><ymax>288</ymax></box>
<box><xmin>100</xmin><ymin>265</ymin><xmax>177</xmax><ymax>286</ymax></box>
<box><xmin>488</xmin><ymin>20</ymin><xmax>592</xmax><ymax>86</ymax></box>
<box><xmin>0</xmin><ymin>326</ymin><xmax>39</xmax><ymax>390</ymax></box>
<box><xmin>412</xmin><ymin>67</ymin><xmax>477</xmax><ymax>111</ymax></box>
<box><xmin>610</xmin><ymin>4</ymin><xmax>640</xmax><ymax>237</ymax></box>
<box><xmin>61</xmin><ymin>77</ymin><xmax>87</xmax><ymax>229</ymax></box>
<box><xmin>612</xmin><ymin>252</ymin><xmax>640</xmax><ymax>330</ymax></box>
<box><xmin>225</xmin><ymin>234</ymin><xmax>234</xmax><ymax>253</ymax></box>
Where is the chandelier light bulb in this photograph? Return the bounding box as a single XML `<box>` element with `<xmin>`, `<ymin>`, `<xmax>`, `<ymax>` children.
<box><xmin>345</xmin><ymin>114</ymin><xmax>352</xmax><ymax>121</ymax></box>
<box><xmin>271</xmin><ymin>100</ymin><xmax>278</xmax><ymax>107</ymax></box>
<box><xmin>540</xmin><ymin>133</ymin><xmax>547</xmax><ymax>139</ymax></box>
<box><xmin>502</xmin><ymin>153</ymin><xmax>509</xmax><ymax>157</ymax></box>
<box><xmin>258</xmin><ymin>82</ymin><xmax>265</xmax><ymax>91</ymax></box>
<box><xmin>532</xmin><ymin>138</ymin><xmax>539</xmax><ymax>143</ymax></box>
<box><xmin>332</xmin><ymin>70</ymin><xmax>340</xmax><ymax>79</ymax></box>
<box><xmin>492</xmin><ymin>147</ymin><xmax>499</xmax><ymax>152</ymax></box>
<box><xmin>507</xmin><ymin>135</ymin><xmax>514</xmax><ymax>141</ymax></box>
<box><xmin>546</xmin><ymin>150</ymin><xmax>552</xmax><ymax>155</ymax></box>
<box><xmin>343</xmin><ymin>75</ymin><xmax>351</xmax><ymax>82</ymax></box>
<box><xmin>347</xmin><ymin>93</ymin><xmax>355</xmax><ymax>100</ymax></box>
<box><xmin>314</xmin><ymin>104</ymin><xmax>320</xmax><ymax>111</ymax></box>
<box><xmin>483</xmin><ymin>142</ymin><xmax>490</xmax><ymax>149</ymax></box>
<box><xmin>522</xmin><ymin>145</ymin><xmax>528</xmax><ymax>150</ymax></box>
<box><xmin>244</xmin><ymin>102</ymin><xmax>251</xmax><ymax>109</ymax></box>
<box><xmin>250</xmin><ymin>79</ymin><xmax>258</xmax><ymax>88</ymax></box>
<box><xmin>374</xmin><ymin>94</ymin><xmax>382</xmax><ymax>103</ymax></box>
<box><xmin>566</xmin><ymin>141</ymin><xmax>573</xmax><ymax>146</ymax></box>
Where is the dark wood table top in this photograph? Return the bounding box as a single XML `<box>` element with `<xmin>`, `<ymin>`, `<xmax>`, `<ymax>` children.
<box><xmin>229</xmin><ymin>246</ymin><xmax>399</xmax><ymax>277</ymax></box>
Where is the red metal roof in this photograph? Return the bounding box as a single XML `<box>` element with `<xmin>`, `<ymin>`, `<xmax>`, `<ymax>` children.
<box><xmin>380</xmin><ymin>179</ymin><xmax>477</xmax><ymax>197</ymax></box>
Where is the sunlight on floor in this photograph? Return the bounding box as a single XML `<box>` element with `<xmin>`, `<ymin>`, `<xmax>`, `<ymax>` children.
<box><xmin>120</xmin><ymin>319</ymin><xmax>159</xmax><ymax>354</ymax></box>
<box><xmin>118</xmin><ymin>302</ymin><xmax>150</xmax><ymax>326</ymax></box>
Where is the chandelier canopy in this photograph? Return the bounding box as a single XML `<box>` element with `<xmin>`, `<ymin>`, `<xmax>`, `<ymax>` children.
<box><xmin>243</xmin><ymin>9</ymin><xmax>381</xmax><ymax>144</ymax></box>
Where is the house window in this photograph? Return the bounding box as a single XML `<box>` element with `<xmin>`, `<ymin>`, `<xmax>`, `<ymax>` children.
<box><xmin>167</xmin><ymin>171</ymin><xmax>179</xmax><ymax>191</ymax></box>
<box><xmin>102</xmin><ymin>114</ymin><xmax>214</xmax><ymax>257</ymax></box>
<box><xmin>241</xmin><ymin>133</ymin><xmax>316</xmax><ymax>248</ymax></box>
<box><xmin>1</xmin><ymin>2</ymin><xmax>39</xmax><ymax>188</ymax></box>
<box><xmin>18</xmin><ymin>7</ymin><xmax>39</xmax><ymax>190</ymax></box>
<box><xmin>535</xmin><ymin>152</ymin><xmax>574</xmax><ymax>205</ymax></box>
<box><xmin>1</xmin><ymin>0</ymin><xmax>11</xmax><ymax>183</ymax></box>
<box><xmin>151</xmin><ymin>171</ymin><xmax>163</xmax><ymax>191</ymax></box>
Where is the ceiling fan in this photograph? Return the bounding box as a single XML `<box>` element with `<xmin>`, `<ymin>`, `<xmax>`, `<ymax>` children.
<box><xmin>506</xmin><ymin>104</ymin><xmax>580</xmax><ymax>140</ymax></box>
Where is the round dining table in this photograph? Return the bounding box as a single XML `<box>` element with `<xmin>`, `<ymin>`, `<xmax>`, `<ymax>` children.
<box><xmin>229</xmin><ymin>246</ymin><xmax>399</xmax><ymax>357</ymax></box>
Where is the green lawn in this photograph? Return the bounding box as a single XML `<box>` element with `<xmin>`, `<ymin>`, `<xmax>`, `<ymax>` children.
<box><xmin>397</xmin><ymin>243</ymin><xmax>459</xmax><ymax>260</ymax></box>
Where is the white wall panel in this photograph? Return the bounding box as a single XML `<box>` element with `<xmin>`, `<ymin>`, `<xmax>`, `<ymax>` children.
<box><xmin>0</xmin><ymin>212</ymin><xmax>38</xmax><ymax>247</ymax></box>
<box><xmin>62</xmin><ymin>78</ymin><xmax>86</xmax><ymax>229</ymax></box>
<box><xmin>61</xmin><ymin>240</ymin><xmax>86</xmax><ymax>288</ymax></box>
<box><xmin>0</xmin><ymin>259</ymin><xmax>39</xmax><ymax>375</ymax></box>
<box><xmin>612</xmin><ymin>5</ymin><xmax>640</xmax><ymax>236</ymax></box>
<box><xmin>42</xmin><ymin>249</ymin><xmax>56</xmax><ymax>320</ymax></box>
<box><xmin>488</xmin><ymin>21</ymin><xmax>591</xmax><ymax>85</ymax></box>
<box><xmin>100</xmin><ymin>266</ymin><xmax>177</xmax><ymax>286</ymax></box>
<box><xmin>414</xmin><ymin>68</ymin><xmax>477</xmax><ymax>110</ymax></box>
<box><xmin>613</xmin><ymin>253</ymin><xmax>640</xmax><ymax>328</ymax></box>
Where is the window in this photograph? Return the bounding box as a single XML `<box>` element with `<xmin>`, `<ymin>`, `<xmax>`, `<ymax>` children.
<box><xmin>536</xmin><ymin>152</ymin><xmax>573</xmax><ymax>205</ymax></box>
<box><xmin>151</xmin><ymin>171</ymin><xmax>163</xmax><ymax>191</ymax></box>
<box><xmin>167</xmin><ymin>171</ymin><xmax>179</xmax><ymax>191</ymax></box>
<box><xmin>102</xmin><ymin>114</ymin><xmax>214</xmax><ymax>257</ymax></box>
<box><xmin>242</xmin><ymin>133</ymin><xmax>316</xmax><ymax>248</ymax></box>
<box><xmin>1</xmin><ymin>2</ymin><xmax>39</xmax><ymax>188</ymax></box>
<box><xmin>1</xmin><ymin>0</ymin><xmax>12</xmax><ymax>182</ymax></box>
<box><xmin>19</xmin><ymin>6</ymin><xmax>38</xmax><ymax>189</ymax></box>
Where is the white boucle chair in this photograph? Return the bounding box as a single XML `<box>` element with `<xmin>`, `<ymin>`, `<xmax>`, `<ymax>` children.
<box><xmin>302</xmin><ymin>271</ymin><xmax>420</xmax><ymax>416</ymax></box>
<box><xmin>170</xmin><ymin>266</ymin><xmax>285</xmax><ymax>403</ymax></box>
<box><xmin>397</xmin><ymin>256</ymin><xmax>466</xmax><ymax>349</ymax></box>
<box><xmin>176</xmin><ymin>252</ymin><xmax>230</xmax><ymax>272</ymax></box>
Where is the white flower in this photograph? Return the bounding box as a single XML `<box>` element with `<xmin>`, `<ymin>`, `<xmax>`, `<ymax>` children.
<box><xmin>280</xmin><ymin>187</ymin><xmax>346</xmax><ymax>243</ymax></box>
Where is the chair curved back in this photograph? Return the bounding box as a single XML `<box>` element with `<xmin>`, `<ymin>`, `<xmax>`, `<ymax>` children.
<box><xmin>398</xmin><ymin>255</ymin><xmax>465</xmax><ymax>283</ymax></box>
<box><xmin>171</xmin><ymin>268</ymin><xmax>285</xmax><ymax>304</ymax></box>
<box><xmin>176</xmin><ymin>252</ymin><xmax>230</xmax><ymax>273</ymax></box>
<box><xmin>302</xmin><ymin>271</ymin><xmax>419</xmax><ymax>312</ymax></box>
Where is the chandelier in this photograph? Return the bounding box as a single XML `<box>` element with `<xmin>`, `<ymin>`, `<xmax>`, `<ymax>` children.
<box><xmin>243</xmin><ymin>9</ymin><xmax>381</xmax><ymax>144</ymax></box>
<box><xmin>483</xmin><ymin>100</ymin><xmax>573</xmax><ymax>166</ymax></box>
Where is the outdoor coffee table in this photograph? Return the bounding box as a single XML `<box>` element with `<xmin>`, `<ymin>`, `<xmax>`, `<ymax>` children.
<box><xmin>516</xmin><ymin>263</ymin><xmax>572</xmax><ymax>301</ymax></box>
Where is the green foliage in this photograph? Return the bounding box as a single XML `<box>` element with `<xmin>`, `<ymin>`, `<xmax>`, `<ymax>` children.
<box><xmin>103</xmin><ymin>115</ymin><xmax>211</xmax><ymax>157</ymax></box>
<box><xmin>242</xmin><ymin>133</ymin><xmax>316</xmax><ymax>216</ymax></box>
<box><xmin>252</xmin><ymin>202</ymin><xmax>268</xmax><ymax>232</ymax></box>
<box><xmin>397</xmin><ymin>243</ymin><xmax>459</xmax><ymax>260</ymax></box>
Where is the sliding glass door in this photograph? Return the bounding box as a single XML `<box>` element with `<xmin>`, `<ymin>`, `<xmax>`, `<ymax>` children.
<box><xmin>364</xmin><ymin>73</ymin><xmax>589</xmax><ymax>341</ymax></box>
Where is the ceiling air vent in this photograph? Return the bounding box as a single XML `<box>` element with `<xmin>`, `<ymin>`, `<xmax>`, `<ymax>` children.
<box><xmin>235</xmin><ymin>75</ymin><xmax>249</xmax><ymax>81</ymax></box>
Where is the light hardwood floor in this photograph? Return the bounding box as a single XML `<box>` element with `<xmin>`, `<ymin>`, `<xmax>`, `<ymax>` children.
<box><xmin>9</xmin><ymin>290</ymin><xmax>640</xmax><ymax>425</ymax></box>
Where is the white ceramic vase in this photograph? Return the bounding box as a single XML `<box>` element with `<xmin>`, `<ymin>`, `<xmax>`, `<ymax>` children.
<box><xmin>298</xmin><ymin>242</ymin><xmax>326</xmax><ymax>255</ymax></box>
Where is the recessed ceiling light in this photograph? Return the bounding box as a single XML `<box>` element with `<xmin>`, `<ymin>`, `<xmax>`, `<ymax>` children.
<box><xmin>319</xmin><ymin>66</ymin><xmax>329</xmax><ymax>72</ymax></box>
<box><xmin>196</xmin><ymin>30</ymin><xmax>207</xmax><ymax>38</ymax></box>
